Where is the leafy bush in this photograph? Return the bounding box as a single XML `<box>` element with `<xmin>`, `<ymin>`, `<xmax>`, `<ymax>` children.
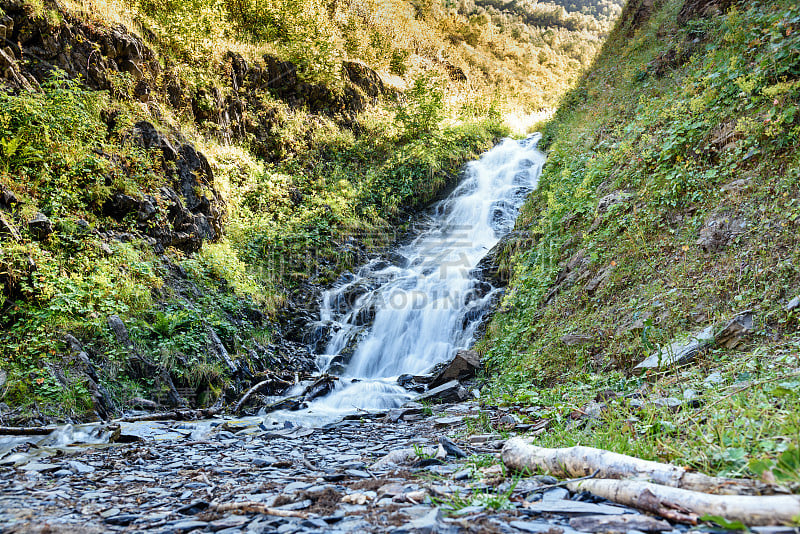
<box><xmin>394</xmin><ymin>73</ymin><xmax>445</xmax><ymax>142</ymax></box>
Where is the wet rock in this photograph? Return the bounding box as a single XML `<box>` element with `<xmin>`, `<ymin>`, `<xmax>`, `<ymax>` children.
<box><xmin>27</xmin><ymin>213</ymin><xmax>53</xmax><ymax>240</ymax></box>
<box><xmin>438</xmin><ymin>437</ymin><xmax>466</xmax><ymax>458</ymax></box>
<box><xmin>415</xmin><ymin>380</ymin><xmax>469</xmax><ymax>404</ymax></box>
<box><xmin>475</xmin><ymin>230</ymin><xmax>529</xmax><ymax>287</ymax></box>
<box><xmin>429</xmin><ymin>350</ymin><xmax>481</xmax><ymax>388</ymax></box>
<box><xmin>634</xmin><ymin>325</ymin><xmax>715</xmax><ymax>371</ymax></box>
<box><xmin>303</xmin><ymin>375</ymin><xmax>337</xmax><ymax>402</ymax></box>
<box><xmin>262</xmin><ymin>396</ymin><xmax>306</xmax><ymax>414</ymax></box>
<box><xmin>398</xmin><ymin>374</ymin><xmax>426</xmax><ymax>392</ymax></box>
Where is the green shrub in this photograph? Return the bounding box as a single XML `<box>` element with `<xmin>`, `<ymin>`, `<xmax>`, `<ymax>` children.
<box><xmin>394</xmin><ymin>73</ymin><xmax>445</xmax><ymax>142</ymax></box>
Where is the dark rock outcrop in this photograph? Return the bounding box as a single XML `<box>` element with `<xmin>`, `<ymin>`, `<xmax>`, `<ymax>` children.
<box><xmin>61</xmin><ymin>334</ymin><xmax>115</xmax><ymax>420</ymax></box>
<box><xmin>678</xmin><ymin>0</ymin><xmax>736</xmax><ymax>25</ymax></box>
<box><xmin>696</xmin><ymin>213</ymin><xmax>745</xmax><ymax>252</ymax></box>
<box><xmin>100</xmin><ymin>121</ymin><xmax>226</xmax><ymax>252</ymax></box>
<box><xmin>343</xmin><ymin>60</ymin><xmax>386</xmax><ymax>101</ymax></box>
<box><xmin>27</xmin><ymin>213</ymin><xmax>53</xmax><ymax>240</ymax></box>
<box><xmin>429</xmin><ymin>350</ymin><xmax>481</xmax><ymax>389</ymax></box>
<box><xmin>475</xmin><ymin>230</ymin><xmax>531</xmax><ymax>287</ymax></box>
<box><xmin>0</xmin><ymin>0</ymin><xmax>159</xmax><ymax>92</ymax></box>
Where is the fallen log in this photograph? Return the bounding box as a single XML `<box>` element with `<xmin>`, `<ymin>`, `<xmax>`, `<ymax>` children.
<box><xmin>113</xmin><ymin>408</ymin><xmax>221</xmax><ymax>423</ymax></box>
<box><xmin>211</xmin><ymin>501</ymin><xmax>309</xmax><ymax>518</ymax></box>
<box><xmin>502</xmin><ymin>438</ymin><xmax>767</xmax><ymax>495</ymax></box>
<box><xmin>566</xmin><ymin>478</ymin><xmax>800</xmax><ymax>526</ymax></box>
<box><xmin>0</xmin><ymin>426</ymin><xmax>56</xmax><ymax>436</ymax></box>
<box><xmin>233</xmin><ymin>379</ymin><xmax>272</xmax><ymax>414</ymax></box>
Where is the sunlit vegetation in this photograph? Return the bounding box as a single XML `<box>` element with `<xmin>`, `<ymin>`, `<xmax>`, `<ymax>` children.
<box><xmin>479</xmin><ymin>0</ymin><xmax>800</xmax><ymax>478</ymax></box>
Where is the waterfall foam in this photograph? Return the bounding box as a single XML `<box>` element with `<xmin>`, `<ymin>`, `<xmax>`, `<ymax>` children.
<box><xmin>268</xmin><ymin>135</ymin><xmax>546</xmax><ymax>426</ymax></box>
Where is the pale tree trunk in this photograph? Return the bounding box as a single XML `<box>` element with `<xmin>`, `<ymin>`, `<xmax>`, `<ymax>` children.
<box><xmin>502</xmin><ymin>438</ymin><xmax>768</xmax><ymax>494</ymax></box>
<box><xmin>566</xmin><ymin>478</ymin><xmax>800</xmax><ymax>526</ymax></box>
<box><xmin>501</xmin><ymin>438</ymin><xmax>800</xmax><ymax>526</ymax></box>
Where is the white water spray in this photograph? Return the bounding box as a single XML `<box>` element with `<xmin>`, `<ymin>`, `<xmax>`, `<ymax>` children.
<box><xmin>265</xmin><ymin>135</ymin><xmax>545</xmax><ymax>426</ymax></box>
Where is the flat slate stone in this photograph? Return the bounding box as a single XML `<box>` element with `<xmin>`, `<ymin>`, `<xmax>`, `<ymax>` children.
<box><xmin>569</xmin><ymin>514</ymin><xmax>672</xmax><ymax>532</ymax></box>
<box><xmin>510</xmin><ymin>520</ymin><xmax>565</xmax><ymax>533</ymax></box>
<box><xmin>172</xmin><ymin>519</ymin><xmax>209</xmax><ymax>532</ymax></box>
<box><xmin>345</xmin><ymin>469</ymin><xmax>372</xmax><ymax>479</ymax></box>
<box><xmin>523</xmin><ymin>501</ymin><xmax>628</xmax><ymax>515</ymax></box>
<box><xmin>433</xmin><ymin>416</ymin><xmax>462</xmax><ymax>426</ymax></box>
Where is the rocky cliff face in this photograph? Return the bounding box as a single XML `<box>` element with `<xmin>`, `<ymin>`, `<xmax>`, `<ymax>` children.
<box><xmin>0</xmin><ymin>0</ymin><xmax>389</xmax><ymax>255</ymax></box>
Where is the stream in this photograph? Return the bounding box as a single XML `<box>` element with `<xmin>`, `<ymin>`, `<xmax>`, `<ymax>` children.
<box><xmin>263</xmin><ymin>134</ymin><xmax>546</xmax><ymax>427</ymax></box>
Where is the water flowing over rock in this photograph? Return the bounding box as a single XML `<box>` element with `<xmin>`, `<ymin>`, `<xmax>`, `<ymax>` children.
<box><xmin>265</xmin><ymin>136</ymin><xmax>545</xmax><ymax>425</ymax></box>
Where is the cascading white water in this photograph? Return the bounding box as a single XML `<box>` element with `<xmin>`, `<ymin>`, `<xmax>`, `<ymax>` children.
<box><xmin>264</xmin><ymin>135</ymin><xmax>545</xmax><ymax>426</ymax></box>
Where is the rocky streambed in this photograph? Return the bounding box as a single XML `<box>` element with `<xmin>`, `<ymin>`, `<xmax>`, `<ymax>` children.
<box><xmin>1</xmin><ymin>399</ymin><xmax>716</xmax><ymax>534</ymax></box>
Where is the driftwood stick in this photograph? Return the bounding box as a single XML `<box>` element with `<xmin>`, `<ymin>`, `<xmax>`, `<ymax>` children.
<box><xmin>211</xmin><ymin>501</ymin><xmax>309</xmax><ymax>518</ymax></box>
<box><xmin>502</xmin><ymin>438</ymin><xmax>767</xmax><ymax>495</ymax></box>
<box><xmin>566</xmin><ymin>478</ymin><xmax>800</xmax><ymax>526</ymax></box>
<box><xmin>233</xmin><ymin>380</ymin><xmax>272</xmax><ymax>414</ymax></box>
<box><xmin>0</xmin><ymin>426</ymin><xmax>56</xmax><ymax>436</ymax></box>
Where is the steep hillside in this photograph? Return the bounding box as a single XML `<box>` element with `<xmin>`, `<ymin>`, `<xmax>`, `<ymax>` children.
<box><xmin>0</xmin><ymin>0</ymin><xmax>617</xmax><ymax>422</ymax></box>
<box><xmin>480</xmin><ymin>0</ymin><xmax>800</xmax><ymax>478</ymax></box>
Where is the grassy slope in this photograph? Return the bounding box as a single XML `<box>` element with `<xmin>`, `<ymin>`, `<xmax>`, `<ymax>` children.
<box><xmin>0</xmin><ymin>0</ymin><xmax>618</xmax><ymax>421</ymax></box>
<box><xmin>479</xmin><ymin>0</ymin><xmax>800</xmax><ymax>480</ymax></box>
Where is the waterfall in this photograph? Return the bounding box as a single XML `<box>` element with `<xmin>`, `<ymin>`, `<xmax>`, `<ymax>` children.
<box><xmin>265</xmin><ymin>135</ymin><xmax>545</xmax><ymax>426</ymax></box>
